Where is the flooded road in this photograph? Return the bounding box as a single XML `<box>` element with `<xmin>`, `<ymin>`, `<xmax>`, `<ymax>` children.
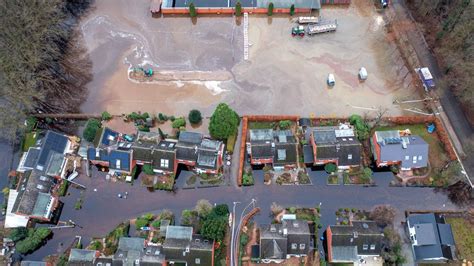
<box><xmin>24</xmin><ymin>169</ymin><xmax>461</xmax><ymax>260</ymax></box>
<box><xmin>80</xmin><ymin>0</ymin><xmax>423</xmax><ymax>118</ymax></box>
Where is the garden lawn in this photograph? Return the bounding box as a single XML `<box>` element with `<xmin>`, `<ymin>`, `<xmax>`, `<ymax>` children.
<box><xmin>446</xmin><ymin>217</ymin><xmax>474</xmax><ymax>260</ymax></box>
<box><xmin>375</xmin><ymin>124</ymin><xmax>449</xmax><ymax>169</ymax></box>
<box><xmin>22</xmin><ymin>132</ymin><xmax>38</xmax><ymax>152</ymax></box>
<box><xmin>248</xmin><ymin>122</ymin><xmax>274</xmax><ymax>129</ymax></box>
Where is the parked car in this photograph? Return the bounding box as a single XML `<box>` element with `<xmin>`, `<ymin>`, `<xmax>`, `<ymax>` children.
<box><xmin>327</xmin><ymin>74</ymin><xmax>335</xmax><ymax>86</ymax></box>
<box><xmin>359</xmin><ymin>67</ymin><xmax>368</xmax><ymax>80</ymax></box>
<box><xmin>380</xmin><ymin>0</ymin><xmax>388</xmax><ymax>8</ymax></box>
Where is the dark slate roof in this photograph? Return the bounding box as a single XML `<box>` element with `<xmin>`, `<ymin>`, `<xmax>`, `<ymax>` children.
<box><xmin>178</xmin><ymin>131</ymin><xmax>203</xmax><ymax>144</ymax></box>
<box><xmin>329</xmin><ymin>221</ymin><xmax>384</xmax><ymax>259</ymax></box>
<box><xmin>260</xmin><ymin>238</ymin><xmax>287</xmax><ymax>259</ymax></box>
<box><xmin>407</xmin><ymin>213</ymin><xmax>455</xmax><ymax>262</ymax></box>
<box><xmin>260</xmin><ymin>220</ymin><xmax>310</xmax><ymax>259</ymax></box>
<box><xmin>274</xmin><ymin>142</ymin><xmax>298</xmax><ymax>166</ymax></box>
<box><xmin>69</xmin><ymin>249</ymin><xmax>96</xmax><ymax>263</ymax></box>
<box><xmin>176</xmin><ymin>145</ymin><xmax>199</xmax><ymax>162</ymax></box>
<box><xmin>250</xmin><ymin>143</ymin><xmax>273</xmax><ymax>159</ymax></box>
<box><xmin>132</xmin><ymin>145</ymin><xmax>154</xmax><ymax>162</ymax></box>
<box><xmin>316</xmin><ymin>143</ymin><xmax>362</xmax><ymax>166</ymax></box>
<box><xmin>24</xmin><ymin>148</ymin><xmax>41</xmax><ymax>169</ymax></box>
<box><xmin>12</xmin><ymin>170</ymin><xmax>56</xmax><ymax>216</ymax></box>
<box><xmin>108</xmin><ymin>150</ymin><xmax>131</xmax><ymax>171</ymax></box>
<box><xmin>93</xmin><ymin>258</ymin><xmax>113</xmax><ymax>266</ymax></box>
<box><xmin>303</xmin><ymin>145</ymin><xmax>314</xmax><ymax>164</ymax></box>
<box><xmin>375</xmin><ymin>131</ymin><xmax>429</xmax><ymax>168</ymax></box>
<box><xmin>36</xmin><ymin>131</ymin><xmax>69</xmax><ymax>170</ymax></box>
<box><xmin>163</xmin><ymin>235</ymin><xmax>214</xmax><ymax>266</ymax></box>
<box><xmin>151</xmin><ymin>147</ymin><xmax>176</xmax><ymax>172</ymax></box>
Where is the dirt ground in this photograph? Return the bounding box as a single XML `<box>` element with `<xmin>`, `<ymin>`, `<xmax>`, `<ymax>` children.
<box><xmin>79</xmin><ymin>0</ymin><xmax>424</xmax><ymax>118</ymax></box>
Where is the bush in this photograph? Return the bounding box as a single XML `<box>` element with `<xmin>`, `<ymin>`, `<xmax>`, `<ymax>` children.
<box><xmin>90</xmin><ymin>240</ymin><xmax>103</xmax><ymax>250</ymax></box>
<box><xmin>83</xmin><ymin>119</ymin><xmax>101</xmax><ymax>142</ymax></box>
<box><xmin>369</xmin><ymin>205</ymin><xmax>396</xmax><ymax>227</ymax></box>
<box><xmin>188</xmin><ymin>109</ymin><xmax>202</xmax><ymax>124</ymax></box>
<box><xmin>172</xmin><ymin>117</ymin><xmax>186</xmax><ymax>129</ymax></box>
<box><xmin>189</xmin><ymin>2</ymin><xmax>197</xmax><ymax>17</ymax></box>
<box><xmin>325</xmin><ymin>163</ymin><xmax>337</xmax><ymax>174</ymax></box>
<box><xmin>195</xmin><ymin>199</ymin><xmax>213</xmax><ymax>218</ymax></box>
<box><xmin>212</xmin><ymin>204</ymin><xmax>229</xmax><ymax>216</ymax></box>
<box><xmin>290</xmin><ymin>4</ymin><xmax>295</xmax><ymax>16</ymax></box>
<box><xmin>158</xmin><ymin>113</ymin><xmax>168</xmax><ymax>122</ymax></box>
<box><xmin>242</xmin><ymin>173</ymin><xmax>254</xmax><ymax>186</ymax></box>
<box><xmin>201</xmin><ymin>217</ymin><xmax>227</xmax><ymax>241</ymax></box>
<box><xmin>135</xmin><ymin>218</ymin><xmax>149</xmax><ymax>229</ymax></box>
<box><xmin>15</xmin><ymin>228</ymin><xmax>52</xmax><ymax>254</ymax></box>
<box><xmin>349</xmin><ymin>114</ymin><xmax>370</xmax><ymax>141</ymax></box>
<box><xmin>25</xmin><ymin>117</ymin><xmax>37</xmax><ymax>133</ymax></box>
<box><xmin>361</xmin><ymin>167</ymin><xmax>373</xmax><ymax>183</ymax></box>
<box><xmin>137</xmin><ymin>125</ymin><xmax>150</xmax><ymax>132</ymax></box>
<box><xmin>267</xmin><ymin>2</ymin><xmax>274</xmax><ymax>16</ymax></box>
<box><xmin>152</xmin><ymin>220</ymin><xmax>161</xmax><ymax>229</ymax></box>
<box><xmin>9</xmin><ymin>227</ymin><xmax>28</xmax><ymax>242</ymax></box>
<box><xmin>240</xmin><ymin>234</ymin><xmax>249</xmax><ymax>246</ymax></box>
<box><xmin>235</xmin><ymin>1</ymin><xmax>242</xmax><ymax>16</ymax></box>
<box><xmin>101</xmin><ymin>111</ymin><xmax>112</xmax><ymax>121</ymax></box>
<box><xmin>226</xmin><ymin>133</ymin><xmax>237</xmax><ymax>153</ymax></box>
<box><xmin>209</xmin><ymin>103</ymin><xmax>239</xmax><ymax>140</ymax></box>
<box><xmin>58</xmin><ymin>180</ymin><xmax>69</xmax><ymax>197</ymax></box>
<box><xmin>142</xmin><ymin>164</ymin><xmax>154</xmax><ymax>175</ymax></box>
<box><xmin>288</xmin><ymin>207</ymin><xmax>297</xmax><ymax>214</ymax></box>
<box><xmin>279</xmin><ymin>120</ymin><xmax>291</xmax><ymax>129</ymax></box>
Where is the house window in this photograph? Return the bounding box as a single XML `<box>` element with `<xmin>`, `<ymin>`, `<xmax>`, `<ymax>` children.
<box><xmin>291</xmin><ymin>243</ymin><xmax>297</xmax><ymax>250</ymax></box>
<box><xmin>418</xmin><ymin>156</ymin><xmax>422</xmax><ymax>161</ymax></box>
<box><xmin>363</xmin><ymin>244</ymin><xmax>368</xmax><ymax>250</ymax></box>
<box><xmin>405</xmin><ymin>156</ymin><xmax>409</xmax><ymax>161</ymax></box>
<box><xmin>160</xmin><ymin>159</ymin><xmax>169</xmax><ymax>168</ymax></box>
<box><xmin>348</xmin><ymin>154</ymin><xmax>352</xmax><ymax>160</ymax></box>
<box><xmin>370</xmin><ymin>244</ymin><xmax>376</xmax><ymax>250</ymax></box>
<box><xmin>299</xmin><ymin>244</ymin><xmax>306</xmax><ymax>250</ymax></box>
<box><xmin>195</xmin><ymin>258</ymin><xmax>201</xmax><ymax>264</ymax></box>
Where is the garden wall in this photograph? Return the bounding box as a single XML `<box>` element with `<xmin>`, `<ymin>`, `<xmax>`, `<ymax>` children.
<box><xmin>161</xmin><ymin>7</ymin><xmax>312</xmax><ymax>15</ymax></box>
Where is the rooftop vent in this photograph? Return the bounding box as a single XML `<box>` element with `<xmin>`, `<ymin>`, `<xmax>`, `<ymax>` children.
<box><xmin>362</xmin><ymin>223</ymin><xmax>369</xmax><ymax>229</ymax></box>
<box><xmin>270</xmin><ymin>225</ymin><xmax>276</xmax><ymax>232</ymax></box>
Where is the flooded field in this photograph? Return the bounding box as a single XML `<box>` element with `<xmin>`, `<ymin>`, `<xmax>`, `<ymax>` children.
<box><xmin>80</xmin><ymin>0</ymin><xmax>423</xmax><ymax>118</ymax></box>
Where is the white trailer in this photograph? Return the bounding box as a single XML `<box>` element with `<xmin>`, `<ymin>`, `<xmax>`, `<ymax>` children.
<box><xmin>307</xmin><ymin>20</ymin><xmax>337</xmax><ymax>35</ymax></box>
<box><xmin>297</xmin><ymin>16</ymin><xmax>319</xmax><ymax>24</ymax></box>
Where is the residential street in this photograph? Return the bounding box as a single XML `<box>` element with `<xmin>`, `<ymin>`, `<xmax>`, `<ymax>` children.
<box><xmin>22</xmin><ymin>169</ymin><xmax>464</xmax><ymax>261</ymax></box>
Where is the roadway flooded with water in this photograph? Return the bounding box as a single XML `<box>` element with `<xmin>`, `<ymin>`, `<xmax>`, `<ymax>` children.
<box><xmin>23</xmin><ymin>168</ymin><xmax>461</xmax><ymax>260</ymax></box>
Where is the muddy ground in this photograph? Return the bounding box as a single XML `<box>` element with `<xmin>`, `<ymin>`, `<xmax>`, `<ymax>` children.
<box><xmin>80</xmin><ymin>0</ymin><xmax>424</xmax><ymax>118</ymax></box>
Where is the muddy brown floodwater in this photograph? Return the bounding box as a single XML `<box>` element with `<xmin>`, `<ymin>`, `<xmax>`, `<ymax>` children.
<box><xmin>80</xmin><ymin>0</ymin><xmax>425</xmax><ymax>118</ymax></box>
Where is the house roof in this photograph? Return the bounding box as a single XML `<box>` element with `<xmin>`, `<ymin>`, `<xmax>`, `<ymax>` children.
<box><xmin>303</xmin><ymin>145</ymin><xmax>314</xmax><ymax>164</ymax></box>
<box><xmin>45</xmin><ymin>152</ymin><xmax>65</xmax><ymax>177</ymax></box>
<box><xmin>375</xmin><ymin>131</ymin><xmax>429</xmax><ymax>168</ymax></box>
<box><xmin>261</xmin><ymin>239</ymin><xmax>286</xmax><ymax>259</ymax></box>
<box><xmin>117</xmin><ymin>237</ymin><xmax>145</xmax><ymax>252</ymax></box>
<box><xmin>108</xmin><ymin>150</ymin><xmax>131</xmax><ymax>171</ymax></box>
<box><xmin>12</xmin><ymin>170</ymin><xmax>55</xmax><ymax>217</ymax></box>
<box><xmin>36</xmin><ymin>131</ymin><xmax>69</xmax><ymax>170</ymax></box>
<box><xmin>69</xmin><ymin>249</ymin><xmax>97</xmax><ymax>262</ymax></box>
<box><xmin>20</xmin><ymin>262</ymin><xmax>47</xmax><ymax>266</ymax></box>
<box><xmin>249</xmin><ymin>129</ymin><xmax>274</xmax><ymax>142</ymax></box>
<box><xmin>331</xmin><ymin>246</ymin><xmax>358</xmax><ymax>262</ymax></box>
<box><xmin>329</xmin><ymin>221</ymin><xmax>384</xmax><ymax>259</ymax></box>
<box><xmin>151</xmin><ymin>148</ymin><xmax>176</xmax><ymax>172</ymax></box>
<box><xmin>163</xmin><ymin>235</ymin><xmax>214</xmax><ymax>266</ymax></box>
<box><xmin>23</xmin><ymin>148</ymin><xmax>41</xmax><ymax>169</ymax></box>
<box><xmin>178</xmin><ymin>131</ymin><xmax>203</xmax><ymax>144</ymax></box>
<box><xmin>250</xmin><ymin>143</ymin><xmax>274</xmax><ymax>159</ymax></box>
<box><xmin>132</xmin><ymin>144</ymin><xmax>154</xmax><ymax>162</ymax></box>
<box><xmin>197</xmin><ymin>139</ymin><xmax>222</xmax><ymax>169</ymax></box>
<box><xmin>95</xmin><ymin>127</ymin><xmax>119</xmax><ymax>147</ymax></box>
<box><xmin>407</xmin><ymin>213</ymin><xmax>455</xmax><ymax>262</ymax></box>
<box><xmin>274</xmin><ymin>142</ymin><xmax>297</xmax><ymax>166</ymax></box>
<box><xmin>166</xmin><ymin>225</ymin><xmax>193</xmax><ymax>240</ymax></box>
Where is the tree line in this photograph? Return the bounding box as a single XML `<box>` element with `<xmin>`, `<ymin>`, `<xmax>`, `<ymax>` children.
<box><xmin>0</xmin><ymin>0</ymin><xmax>93</xmax><ymax>139</ymax></box>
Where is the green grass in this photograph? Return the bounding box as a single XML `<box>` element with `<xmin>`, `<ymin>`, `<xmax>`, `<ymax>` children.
<box><xmin>446</xmin><ymin>217</ymin><xmax>474</xmax><ymax>260</ymax></box>
<box><xmin>22</xmin><ymin>132</ymin><xmax>38</xmax><ymax>152</ymax></box>
<box><xmin>327</xmin><ymin>175</ymin><xmax>338</xmax><ymax>185</ymax></box>
<box><xmin>375</xmin><ymin>124</ymin><xmax>449</xmax><ymax>169</ymax></box>
<box><xmin>57</xmin><ymin>180</ymin><xmax>69</xmax><ymax>197</ymax></box>
<box><xmin>248</xmin><ymin>121</ymin><xmax>274</xmax><ymax>129</ymax></box>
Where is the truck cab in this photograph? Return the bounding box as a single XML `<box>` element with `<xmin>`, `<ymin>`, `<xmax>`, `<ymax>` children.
<box><xmin>415</xmin><ymin>67</ymin><xmax>435</xmax><ymax>91</ymax></box>
<box><xmin>291</xmin><ymin>26</ymin><xmax>305</xmax><ymax>37</ymax></box>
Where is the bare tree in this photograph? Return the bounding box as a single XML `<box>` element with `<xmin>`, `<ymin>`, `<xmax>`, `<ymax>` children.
<box><xmin>195</xmin><ymin>199</ymin><xmax>213</xmax><ymax>218</ymax></box>
<box><xmin>369</xmin><ymin>205</ymin><xmax>397</xmax><ymax>227</ymax></box>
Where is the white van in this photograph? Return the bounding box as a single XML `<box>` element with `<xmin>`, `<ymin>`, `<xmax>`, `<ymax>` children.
<box><xmin>327</xmin><ymin>74</ymin><xmax>335</xmax><ymax>86</ymax></box>
<box><xmin>359</xmin><ymin>67</ymin><xmax>368</xmax><ymax>80</ymax></box>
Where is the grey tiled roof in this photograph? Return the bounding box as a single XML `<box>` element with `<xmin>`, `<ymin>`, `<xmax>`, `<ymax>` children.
<box><xmin>12</xmin><ymin>170</ymin><xmax>55</xmax><ymax>216</ymax></box>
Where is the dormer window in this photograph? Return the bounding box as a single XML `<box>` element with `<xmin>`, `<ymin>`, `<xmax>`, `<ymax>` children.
<box><xmin>363</xmin><ymin>244</ymin><xmax>368</xmax><ymax>250</ymax></box>
<box><xmin>161</xmin><ymin>159</ymin><xmax>169</xmax><ymax>168</ymax></box>
<box><xmin>370</xmin><ymin>244</ymin><xmax>376</xmax><ymax>250</ymax></box>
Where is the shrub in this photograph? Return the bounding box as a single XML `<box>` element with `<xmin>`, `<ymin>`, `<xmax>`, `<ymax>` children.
<box><xmin>267</xmin><ymin>2</ymin><xmax>274</xmax><ymax>16</ymax></box>
<box><xmin>152</xmin><ymin>220</ymin><xmax>161</xmax><ymax>229</ymax></box>
<box><xmin>240</xmin><ymin>234</ymin><xmax>249</xmax><ymax>246</ymax></box>
<box><xmin>101</xmin><ymin>111</ymin><xmax>112</xmax><ymax>121</ymax></box>
<box><xmin>195</xmin><ymin>199</ymin><xmax>213</xmax><ymax>218</ymax></box>
<box><xmin>135</xmin><ymin>218</ymin><xmax>149</xmax><ymax>229</ymax></box>
<box><xmin>242</xmin><ymin>173</ymin><xmax>254</xmax><ymax>186</ymax></box>
<box><xmin>158</xmin><ymin>113</ymin><xmax>168</xmax><ymax>122</ymax></box>
<box><xmin>369</xmin><ymin>205</ymin><xmax>396</xmax><ymax>227</ymax></box>
<box><xmin>209</xmin><ymin>103</ymin><xmax>239</xmax><ymax>140</ymax></box>
<box><xmin>172</xmin><ymin>117</ymin><xmax>186</xmax><ymax>129</ymax></box>
<box><xmin>83</xmin><ymin>119</ymin><xmax>101</xmax><ymax>142</ymax></box>
<box><xmin>15</xmin><ymin>228</ymin><xmax>52</xmax><ymax>254</ymax></box>
<box><xmin>137</xmin><ymin>125</ymin><xmax>150</xmax><ymax>132</ymax></box>
<box><xmin>201</xmin><ymin>218</ymin><xmax>227</xmax><ymax>241</ymax></box>
<box><xmin>235</xmin><ymin>1</ymin><xmax>242</xmax><ymax>16</ymax></box>
<box><xmin>9</xmin><ymin>227</ymin><xmax>28</xmax><ymax>242</ymax></box>
<box><xmin>290</xmin><ymin>4</ymin><xmax>295</xmax><ymax>16</ymax></box>
<box><xmin>361</xmin><ymin>167</ymin><xmax>373</xmax><ymax>183</ymax></box>
<box><xmin>279</xmin><ymin>120</ymin><xmax>291</xmax><ymax>129</ymax></box>
<box><xmin>226</xmin><ymin>133</ymin><xmax>237</xmax><ymax>153</ymax></box>
<box><xmin>189</xmin><ymin>2</ymin><xmax>197</xmax><ymax>17</ymax></box>
<box><xmin>288</xmin><ymin>207</ymin><xmax>297</xmax><ymax>214</ymax></box>
<box><xmin>212</xmin><ymin>204</ymin><xmax>229</xmax><ymax>216</ymax></box>
<box><xmin>25</xmin><ymin>117</ymin><xmax>37</xmax><ymax>133</ymax></box>
<box><xmin>188</xmin><ymin>109</ymin><xmax>202</xmax><ymax>124</ymax></box>
<box><xmin>90</xmin><ymin>240</ymin><xmax>103</xmax><ymax>250</ymax></box>
<box><xmin>142</xmin><ymin>164</ymin><xmax>154</xmax><ymax>175</ymax></box>
<box><xmin>349</xmin><ymin>114</ymin><xmax>370</xmax><ymax>141</ymax></box>
<box><xmin>324</xmin><ymin>163</ymin><xmax>337</xmax><ymax>174</ymax></box>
